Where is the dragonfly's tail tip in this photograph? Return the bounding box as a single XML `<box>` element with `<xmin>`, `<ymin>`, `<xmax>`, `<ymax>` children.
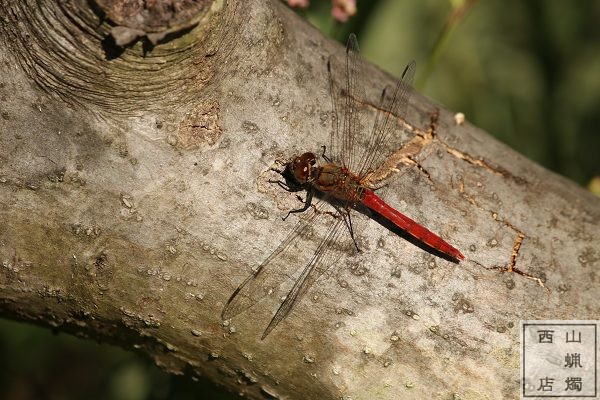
<box><xmin>221</xmin><ymin>309</ymin><xmax>231</xmax><ymax>321</ymax></box>
<box><xmin>260</xmin><ymin>328</ymin><xmax>272</xmax><ymax>340</ymax></box>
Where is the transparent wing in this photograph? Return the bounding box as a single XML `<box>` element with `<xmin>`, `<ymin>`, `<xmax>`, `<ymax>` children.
<box><xmin>221</xmin><ymin>207</ymin><xmax>321</xmax><ymax>320</ymax></box>
<box><xmin>328</xmin><ymin>33</ymin><xmax>367</xmax><ymax>172</ymax></box>
<box><xmin>357</xmin><ymin>61</ymin><xmax>416</xmax><ymax>179</ymax></box>
<box><xmin>261</xmin><ymin>217</ymin><xmax>346</xmax><ymax>339</ymax></box>
<box><xmin>328</xmin><ymin>34</ymin><xmax>416</xmax><ymax>180</ymax></box>
<box><xmin>222</xmin><ymin>203</ymin><xmax>349</xmax><ymax>338</ymax></box>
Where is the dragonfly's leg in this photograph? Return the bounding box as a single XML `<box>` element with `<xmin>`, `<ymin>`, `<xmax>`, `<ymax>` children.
<box><xmin>268</xmin><ymin>179</ymin><xmax>292</xmax><ymax>191</ymax></box>
<box><xmin>268</xmin><ymin>177</ymin><xmax>305</xmax><ymax>194</ymax></box>
<box><xmin>321</xmin><ymin>145</ymin><xmax>333</xmax><ymax>163</ymax></box>
<box><xmin>334</xmin><ymin>205</ymin><xmax>360</xmax><ymax>252</ymax></box>
<box><xmin>282</xmin><ymin>189</ymin><xmax>314</xmax><ymax>221</ymax></box>
<box><xmin>344</xmin><ymin>208</ymin><xmax>360</xmax><ymax>252</ymax></box>
<box><xmin>268</xmin><ymin>159</ymin><xmax>288</xmax><ymax>189</ymax></box>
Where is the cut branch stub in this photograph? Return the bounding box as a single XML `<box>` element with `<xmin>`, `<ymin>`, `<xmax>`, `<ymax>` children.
<box><xmin>96</xmin><ymin>0</ymin><xmax>214</xmax><ymax>44</ymax></box>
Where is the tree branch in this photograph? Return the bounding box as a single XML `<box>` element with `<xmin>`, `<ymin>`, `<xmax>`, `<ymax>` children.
<box><xmin>0</xmin><ymin>0</ymin><xmax>598</xmax><ymax>399</ymax></box>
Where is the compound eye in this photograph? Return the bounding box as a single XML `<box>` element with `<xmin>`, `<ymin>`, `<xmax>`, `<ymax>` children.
<box><xmin>292</xmin><ymin>161</ymin><xmax>310</xmax><ymax>183</ymax></box>
<box><xmin>309</xmin><ymin>158</ymin><xmax>316</xmax><ymax>166</ymax></box>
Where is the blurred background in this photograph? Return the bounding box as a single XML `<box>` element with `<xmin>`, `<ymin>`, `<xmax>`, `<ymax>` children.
<box><xmin>1</xmin><ymin>1</ymin><xmax>598</xmax><ymax>399</ymax></box>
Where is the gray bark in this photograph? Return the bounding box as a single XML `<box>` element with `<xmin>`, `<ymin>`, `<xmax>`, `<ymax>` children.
<box><xmin>0</xmin><ymin>0</ymin><xmax>598</xmax><ymax>399</ymax></box>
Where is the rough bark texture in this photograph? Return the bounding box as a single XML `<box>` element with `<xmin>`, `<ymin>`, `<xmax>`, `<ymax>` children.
<box><xmin>0</xmin><ymin>1</ymin><xmax>598</xmax><ymax>399</ymax></box>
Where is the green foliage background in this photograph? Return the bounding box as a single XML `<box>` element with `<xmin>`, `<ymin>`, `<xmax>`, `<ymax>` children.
<box><xmin>1</xmin><ymin>1</ymin><xmax>597</xmax><ymax>399</ymax></box>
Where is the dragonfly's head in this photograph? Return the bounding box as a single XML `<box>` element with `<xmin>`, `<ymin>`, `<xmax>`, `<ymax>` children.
<box><xmin>289</xmin><ymin>152</ymin><xmax>317</xmax><ymax>184</ymax></box>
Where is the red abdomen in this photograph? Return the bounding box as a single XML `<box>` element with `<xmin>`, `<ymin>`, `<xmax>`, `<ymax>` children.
<box><xmin>361</xmin><ymin>189</ymin><xmax>464</xmax><ymax>261</ymax></box>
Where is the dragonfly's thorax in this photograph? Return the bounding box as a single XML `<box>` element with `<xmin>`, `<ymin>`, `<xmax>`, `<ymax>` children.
<box><xmin>313</xmin><ymin>163</ymin><xmax>364</xmax><ymax>203</ymax></box>
<box><xmin>285</xmin><ymin>153</ymin><xmax>364</xmax><ymax>203</ymax></box>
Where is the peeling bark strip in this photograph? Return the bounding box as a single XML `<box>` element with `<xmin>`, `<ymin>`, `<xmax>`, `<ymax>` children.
<box><xmin>457</xmin><ymin>176</ymin><xmax>547</xmax><ymax>288</ymax></box>
<box><xmin>445</xmin><ymin>145</ymin><xmax>528</xmax><ymax>185</ymax></box>
<box><xmin>0</xmin><ymin>1</ymin><xmax>599</xmax><ymax>400</ymax></box>
<box><xmin>509</xmin><ymin>233</ymin><xmax>524</xmax><ymax>271</ymax></box>
<box><xmin>177</xmin><ymin>100</ymin><xmax>222</xmax><ymax>149</ymax></box>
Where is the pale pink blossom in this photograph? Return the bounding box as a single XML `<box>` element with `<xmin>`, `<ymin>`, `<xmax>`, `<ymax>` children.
<box><xmin>287</xmin><ymin>0</ymin><xmax>310</xmax><ymax>9</ymax></box>
<box><xmin>331</xmin><ymin>0</ymin><xmax>356</xmax><ymax>22</ymax></box>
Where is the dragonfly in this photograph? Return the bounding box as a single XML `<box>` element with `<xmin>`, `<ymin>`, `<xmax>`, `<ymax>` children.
<box><xmin>222</xmin><ymin>34</ymin><xmax>464</xmax><ymax>339</ymax></box>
